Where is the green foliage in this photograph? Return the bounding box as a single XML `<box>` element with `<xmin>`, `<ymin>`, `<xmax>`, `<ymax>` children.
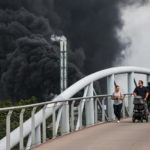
<box><xmin>0</xmin><ymin>97</ymin><xmax>38</xmax><ymax>139</ymax></box>
<box><xmin>0</xmin><ymin>96</ymin><xmax>55</xmax><ymax>150</ymax></box>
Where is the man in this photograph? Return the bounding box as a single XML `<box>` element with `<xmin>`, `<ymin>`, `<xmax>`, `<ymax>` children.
<box><xmin>133</xmin><ymin>80</ymin><xmax>149</xmax><ymax>101</ymax></box>
<box><xmin>133</xmin><ymin>80</ymin><xmax>149</xmax><ymax>114</ymax></box>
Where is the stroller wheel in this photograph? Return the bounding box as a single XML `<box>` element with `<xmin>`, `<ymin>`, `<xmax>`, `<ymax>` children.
<box><xmin>146</xmin><ymin>116</ymin><xmax>149</xmax><ymax>123</ymax></box>
<box><xmin>132</xmin><ymin>118</ymin><xmax>135</xmax><ymax>123</ymax></box>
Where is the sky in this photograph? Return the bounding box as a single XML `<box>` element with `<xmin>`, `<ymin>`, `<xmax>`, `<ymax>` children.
<box><xmin>119</xmin><ymin>2</ymin><xmax>150</xmax><ymax>68</ymax></box>
<box><xmin>115</xmin><ymin>3</ymin><xmax>150</xmax><ymax>92</ymax></box>
<box><xmin>115</xmin><ymin>3</ymin><xmax>150</xmax><ymax>90</ymax></box>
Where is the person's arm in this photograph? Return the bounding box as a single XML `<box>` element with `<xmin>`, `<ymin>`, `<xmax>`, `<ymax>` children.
<box><xmin>144</xmin><ymin>88</ymin><xmax>149</xmax><ymax>101</ymax></box>
<box><xmin>144</xmin><ymin>92</ymin><xmax>149</xmax><ymax>101</ymax></box>
<box><xmin>133</xmin><ymin>88</ymin><xmax>137</xmax><ymax>96</ymax></box>
<box><xmin>111</xmin><ymin>92</ymin><xmax>116</xmax><ymax>100</ymax></box>
<box><xmin>120</xmin><ymin>92</ymin><xmax>125</xmax><ymax>100</ymax></box>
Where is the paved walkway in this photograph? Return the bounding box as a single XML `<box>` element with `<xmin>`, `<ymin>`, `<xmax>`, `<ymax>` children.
<box><xmin>31</xmin><ymin>118</ymin><xmax>150</xmax><ymax>150</ymax></box>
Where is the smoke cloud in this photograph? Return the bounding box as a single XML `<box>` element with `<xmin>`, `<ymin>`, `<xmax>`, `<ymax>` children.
<box><xmin>119</xmin><ymin>1</ymin><xmax>150</xmax><ymax>68</ymax></box>
<box><xmin>0</xmin><ymin>0</ymin><xmax>147</xmax><ymax>100</ymax></box>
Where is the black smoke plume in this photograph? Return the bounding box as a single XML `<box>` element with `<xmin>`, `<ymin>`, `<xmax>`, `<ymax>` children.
<box><xmin>0</xmin><ymin>0</ymin><xmax>147</xmax><ymax>100</ymax></box>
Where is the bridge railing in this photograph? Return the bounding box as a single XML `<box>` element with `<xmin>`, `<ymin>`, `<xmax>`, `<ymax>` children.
<box><xmin>1</xmin><ymin>66</ymin><xmax>150</xmax><ymax>150</ymax></box>
<box><xmin>0</xmin><ymin>94</ymin><xmax>131</xmax><ymax>150</ymax></box>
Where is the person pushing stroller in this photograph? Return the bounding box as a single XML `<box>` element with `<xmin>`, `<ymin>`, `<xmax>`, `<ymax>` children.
<box><xmin>133</xmin><ymin>80</ymin><xmax>149</xmax><ymax>102</ymax></box>
<box><xmin>133</xmin><ymin>80</ymin><xmax>149</xmax><ymax>122</ymax></box>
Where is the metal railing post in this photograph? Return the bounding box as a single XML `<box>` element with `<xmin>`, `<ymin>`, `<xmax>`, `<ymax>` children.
<box><xmin>6</xmin><ymin>110</ymin><xmax>13</xmax><ymax>150</ymax></box>
<box><xmin>35</xmin><ymin>125</ymin><xmax>41</xmax><ymax>145</ymax></box>
<box><xmin>55</xmin><ymin>107</ymin><xmax>63</xmax><ymax>135</ymax></box>
<box><xmin>85</xmin><ymin>83</ymin><xmax>94</xmax><ymax>126</ymax></box>
<box><xmin>26</xmin><ymin>134</ymin><xmax>31</xmax><ymax>150</ymax></box>
<box><xmin>107</xmin><ymin>74</ymin><xmax>115</xmax><ymax>121</ymax></box>
<box><xmin>19</xmin><ymin>109</ymin><xmax>25</xmax><ymax>150</ymax></box>
<box><xmin>78</xmin><ymin>100</ymin><xmax>83</xmax><ymax>129</ymax></box>
<box><xmin>52</xmin><ymin>103</ymin><xmax>57</xmax><ymax>138</ymax></box>
<box><xmin>60</xmin><ymin>101</ymin><xmax>70</xmax><ymax>135</ymax></box>
<box><xmin>42</xmin><ymin>105</ymin><xmax>47</xmax><ymax>143</ymax></box>
<box><xmin>128</xmin><ymin>72</ymin><xmax>134</xmax><ymax>116</ymax></box>
<box><xmin>75</xmin><ymin>86</ymin><xmax>88</xmax><ymax>130</ymax></box>
<box><xmin>94</xmin><ymin>98</ymin><xmax>98</xmax><ymax>124</ymax></box>
<box><xmin>71</xmin><ymin>101</ymin><xmax>75</xmax><ymax>132</ymax></box>
<box><xmin>122</xmin><ymin>101</ymin><xmax>125</xmax><ymax>118</ymax></box>
<box><xmin>31</xmin><ymin>107</ymin><xmax>37</xmax><ymax>147</ymax></box>
<box><xmin>102</xmin><ymin>98</ymin><xmax>105</xmax><ymax>122</ymax></box>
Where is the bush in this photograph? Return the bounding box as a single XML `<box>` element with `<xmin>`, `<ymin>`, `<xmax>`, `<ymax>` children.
<box><xmin>0</xmin><ymin>97</ymin><xmax>38</xmax><ymax>139</ymax></box>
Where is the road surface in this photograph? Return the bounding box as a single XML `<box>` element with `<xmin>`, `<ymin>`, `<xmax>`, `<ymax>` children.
<box><xmin>31</xmin><ymin>118</ymin><xmax>150</xmax><ymax>150</ymax></box>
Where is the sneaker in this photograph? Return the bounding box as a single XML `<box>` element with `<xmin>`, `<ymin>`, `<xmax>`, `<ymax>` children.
<box><xmin>117</xmin><ymin>120</ymin><xmax>120</xmax><ymax>123</ymax></box>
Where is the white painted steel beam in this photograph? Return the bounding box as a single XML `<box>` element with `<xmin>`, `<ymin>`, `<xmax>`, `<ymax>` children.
<box><xmin>128</xmin><ymin>72</ymin><xmax>134</xmax><ymax>116</ymax></box>
<box><xmin>35</xmin><ymin>125</ymin><xmax>41</xmax><ymax>145</ymax></box>
<box><xmin>60</xmin><ymin>102</ymin><xmax>70</xmax><ymax>135</ymax></box>
<box><xmin>107</xmin><ymin>74</ymin><xmax>115</xmax><ymax>121</ymax></box>
<box><xmin>76</xmin><ymin>86</ymin><xmax>88</xmax><ymax>130</ymax></box>
<box><xmin>85</xmin><ymin>83</ymin><xmax>94</xmax><ymax>126</ymax></box>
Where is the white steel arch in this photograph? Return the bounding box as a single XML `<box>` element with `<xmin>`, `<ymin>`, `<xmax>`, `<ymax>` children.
<box><xmin>58</xmin><ymin>66</ymin><xmax>150</xmax><ymax>100</ymax></box>
<box><xmin>1</xmin><ymin>66</ymin><xmax>150</xmax><ymax>150</ymax></box>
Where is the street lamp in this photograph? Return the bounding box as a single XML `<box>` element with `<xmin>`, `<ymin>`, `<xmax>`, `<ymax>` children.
<box><xmin>50</xmin><ymin>34</ymin><xmax>68</xmax><ymax>93</ymax></box>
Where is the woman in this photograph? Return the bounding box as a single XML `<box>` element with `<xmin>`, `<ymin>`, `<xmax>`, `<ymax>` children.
<box><xmin>111</xmin><ymin>85</ymin><xmax>124</xmax><ymax>123</ymax></box>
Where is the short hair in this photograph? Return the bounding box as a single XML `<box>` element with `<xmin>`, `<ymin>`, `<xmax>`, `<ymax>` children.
<box><xmin>139</xmin><ymin>80</ymin><xmax>143</xmax><ymax>85</ymax></box>
<box><xmin>115</xmin><ymin>85</ymin><xmax>119</xmax><ymax>88</ymax></box>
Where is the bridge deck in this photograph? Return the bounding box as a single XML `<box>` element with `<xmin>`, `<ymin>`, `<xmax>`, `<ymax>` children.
<box><xmin>31</xmin><ymin>118</ymin><xmax>150</xmax><ymax>150</ymax></box>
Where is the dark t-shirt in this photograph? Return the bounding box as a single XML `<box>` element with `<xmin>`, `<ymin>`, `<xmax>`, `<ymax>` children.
<box><xmin>134</xmin><ymin>86</ymin><xmax>148</xmax><ymax>98</ymax></box>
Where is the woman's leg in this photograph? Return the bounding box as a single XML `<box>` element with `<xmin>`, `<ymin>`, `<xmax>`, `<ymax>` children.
<box><xmin>117</xmin><ymin>103</ymin><xmax>122</xmax><ymax>120</ymax></box>
<box><xmin>113</xmin><ymin>104</ymin><xmax>119</xmax><ymax>120</ymax></box>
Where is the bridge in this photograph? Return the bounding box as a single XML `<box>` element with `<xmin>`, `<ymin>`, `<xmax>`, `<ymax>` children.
<box><xmin>0</xmin><ymin>66</ymin><xmax>150</xmax><ymax>150</ymax></box>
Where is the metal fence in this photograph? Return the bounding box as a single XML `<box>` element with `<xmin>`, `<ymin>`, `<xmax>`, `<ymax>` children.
<box><xmin>0</xmin><ymin>94</ymin><xmax>131</xmax><ymax>150</ymax></box>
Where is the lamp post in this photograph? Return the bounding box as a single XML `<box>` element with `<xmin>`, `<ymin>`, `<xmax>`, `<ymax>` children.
<box><xmin>50</xmin><ymin>34</ymin><xmax>67</xmax><ymax>93</ymax></box>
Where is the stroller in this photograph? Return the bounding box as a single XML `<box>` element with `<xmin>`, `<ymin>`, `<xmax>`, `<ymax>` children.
<box><xmin>132</xmin><ymin>96</ymin><xmax>149</xmax><ymax>123</ymax></box>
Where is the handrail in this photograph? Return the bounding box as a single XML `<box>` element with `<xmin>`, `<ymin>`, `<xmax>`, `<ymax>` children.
<box><xmin>0</xmin><ymin>94</ymin><xmax>122</xmax><ymax>150</ymax></box>
<box><xmin>0</xmin><ymin>93</ymin><xmax>132</xmax><ymax>112</ymax></box>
